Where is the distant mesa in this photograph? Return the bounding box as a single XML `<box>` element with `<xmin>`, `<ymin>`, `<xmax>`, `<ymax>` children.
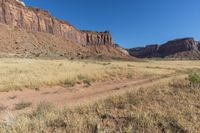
<box><xmin>198</xmin><ymin>41</ymin><xmax>200</xmax><ymax>51</ymax></box>
<box><xmin>129</xmin><ymin>38</ymin><xmax>200</xmax><ymax>59</ymax></box>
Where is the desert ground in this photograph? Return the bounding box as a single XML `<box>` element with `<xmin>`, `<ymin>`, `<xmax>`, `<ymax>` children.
<box><xmin>0</xmin><ymin>58</ymin><xmax>199</xmax><ymax>132</ymax></box>
<box><xmin>0</xmin><ymin>1</ymin><xmax>199</xmax><ymax>133</ymax></box>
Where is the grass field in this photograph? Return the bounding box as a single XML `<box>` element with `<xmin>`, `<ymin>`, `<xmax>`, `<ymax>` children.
<box><xmin>0</xmin><ymin>58</ymin><xmax>200</xmax><ymax>133</ymax></box>
<box><xmin>0</xmin><ymin>70</ymin><xmax>200</xmax><ymax>133</ymax></box>
<box><xmin>0</xmin><ymin>58</ymin><xmax>199</xmax><ymax>91</ymax></box>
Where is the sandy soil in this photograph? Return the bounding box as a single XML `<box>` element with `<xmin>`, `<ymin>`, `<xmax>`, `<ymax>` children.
<box><xmin>0</xmin><ymin>76</ymin><xmax>176</xmax><ymax>118</ymax></box>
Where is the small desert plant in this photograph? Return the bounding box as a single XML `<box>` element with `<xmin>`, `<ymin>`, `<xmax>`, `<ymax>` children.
<box><xmin>14</xmin><ymin>102</ymin><xmax>32</xmax><ymax>110</ymax></box>
<box><xmin>188</xmin><ymin>71</ymin><xmax>200</xmax><ymax>88</ymax></box>
<box><xmin>77</xmin><ymin>74</ymin><xmax>92</xmax><ymax>86</ymax></box>
<box><xmin>126</xmin><ymin>73</ymin><xmax>133</xmax><ymax>79</ymax></box>
<box><xmin>33</xmin><ymin>102</ymin><xmax>55</xmax><ymax>116</ymax></box>
<box><xmin>83</xmin><ymin>79</ymin><xmax>91</xmax><ymax>86</ymax></box>
<box><xmin>64</xmin><ymin>79</ymin><xmax>76</xmax><ymax>87</ymax></box>
<box><xmin>169</xmin><ymin>78</ymin><xmax>189</xmax><ymax>89</ymax></box>
<box><xmin>101</xmin><ymin>62</ymin><xmax>111</xmax><ymax>66</ymax></box>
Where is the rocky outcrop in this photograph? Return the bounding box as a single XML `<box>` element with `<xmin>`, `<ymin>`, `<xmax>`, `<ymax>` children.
<box><xmin>0</xmin><ymin>23</ymin><xmax>130</xmax><ymax>59</ymax></box>
<box><xmin>158</xmin><ymin>38</ymin><xmax>198</xmax><ymax>57</ymax></box>
<box><xmin>16</xmin><ymin>0</ymin><xmax>25</xmax><ymax>6</ymax></box>
<box><xmin>0</xmin><ymin>0</ymin><xmax>113</xmax><ymax>45</ymax></box>
<box><xmin>129</xmin><ymin>44</ymin><xmax>160</xmax><ymax>58</ymax></box>
<box><xmin>129</xmin><ymin>38</ymin><xmax>200</xmax><ymax>59</ymax></box>
<box><xmin>83</xmin><ymin>31</ymin><xmax>113</xmax><ymax>45</ymax></box>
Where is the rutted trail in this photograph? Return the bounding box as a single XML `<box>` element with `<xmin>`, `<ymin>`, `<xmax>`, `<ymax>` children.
<box><xmin>0</xmin><ymin>75</ymin><xmax>185</xmax><ymax>117</ymax></box>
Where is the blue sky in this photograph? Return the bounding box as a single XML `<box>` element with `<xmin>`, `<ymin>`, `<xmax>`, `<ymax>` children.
<box><xmin>23</xmin><ymin>0</ymin><xmax>200</xmax><ymax>48</ymax></box>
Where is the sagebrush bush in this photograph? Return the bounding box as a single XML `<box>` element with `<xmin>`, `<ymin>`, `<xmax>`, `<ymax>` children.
<box><xmin>188</xmin><ymin>71</ymin><xmax>200</xmax><ymax>88</ymax></box>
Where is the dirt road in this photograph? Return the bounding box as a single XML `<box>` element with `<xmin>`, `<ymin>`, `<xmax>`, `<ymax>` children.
<box><xmin>0</xmin><ymin>75</ymin><xmax>181</xmax><ymax>118</ymax></box>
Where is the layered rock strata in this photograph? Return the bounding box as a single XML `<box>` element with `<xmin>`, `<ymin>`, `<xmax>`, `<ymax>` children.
<box><xmin>0</xmin><ymin>0</ymin><xmax>113</xmax><ymax>45</ymax></box>
<box><xmin>129</xmin><ymin>38</ymin><xmax>200</xmax><ymax>59</ymax></box>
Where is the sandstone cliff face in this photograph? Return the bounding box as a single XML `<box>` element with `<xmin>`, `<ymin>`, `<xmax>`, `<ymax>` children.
<box><xmin>0</xmin><ymin>23</ymin><xmax>129</xmax><ymax>59</ymax></box>
<box><xmin>129</xmin><ymin>44</ymin><xmax>160</xmax><ymax>58</ymax></box>
<box><xmin>129</xmin><ymin>38</ymin><xmax>200</xmax><ymax>59</ymax></box>
<box><xmin>0</xmin><ymin>0</ymin><xmax>113</xmax><ymax>45</ymax></box>
<box><xmin>158</xmin><ymin>38</ymin><xmax>198</xmax><ymax>57</ymax></box>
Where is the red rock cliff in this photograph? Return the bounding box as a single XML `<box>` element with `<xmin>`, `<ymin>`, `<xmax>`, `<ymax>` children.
<box><xmin>158</xmin><ymin>38</ymin><xmax>199</xmax><ymax>56</ymax></box>
<box><xmin>129</xmin><ymin>38</ymin><xmax>200</xmax><ymax>59</ymax></box>
<box><xmin>0</xmin><ymin>0</ymin><xmax>113</xmax><ymax>45</ymax></box>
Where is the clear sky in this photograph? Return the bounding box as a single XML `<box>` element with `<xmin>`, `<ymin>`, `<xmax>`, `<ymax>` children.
<box><xmin>23</xmin><ymin>0</ymin><xmax>200</xmax><ymax>48</ymax></box>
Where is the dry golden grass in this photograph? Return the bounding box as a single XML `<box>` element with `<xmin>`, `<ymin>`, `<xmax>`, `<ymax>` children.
<box><xmin>0</xmin><ymin>58</ymin><xmax>200</xmax><ymax>132</ymax></box>
<box><xmin>2</xmin><ymin>58</ymin><xmax>199</xmax><ymax>91</ymax></box>
<box><xmin>0</xmin><ymin>74</ymin><xmax>199</xmax><ymax>133</ymax></box>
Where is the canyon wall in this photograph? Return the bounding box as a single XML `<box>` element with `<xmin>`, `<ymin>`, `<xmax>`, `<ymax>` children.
<box><xmin>129</xmin><ymin>44</ymin><xmax>160</xmax><ymax>58</ymax></box>
<box><xmin>158</xmin><ymin>38</ymin><xmax>199</xmax><ymax>57</ymax></box>
<box><xmin>0</xmin><ymin>0</ymin><xmax>113</xmax><ymax>45</ymax></box>
<box><xmin>129</xmin><ymin>38</ymin><xmax>200</xmax><ymax>59</ymax></box>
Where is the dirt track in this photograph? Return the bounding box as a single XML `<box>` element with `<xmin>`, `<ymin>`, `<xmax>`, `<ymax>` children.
<box><xmin>0</xmin><ymin>76</ymin><xmax>180</xmax><ymax>117</ymax></box>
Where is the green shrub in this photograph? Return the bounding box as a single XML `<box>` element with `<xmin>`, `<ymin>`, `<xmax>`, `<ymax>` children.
<box><xmin>64</xmin><ymin>79</ymin><xmax>76</xmax><ymax>87</ymax></box>
<box><xmin>77</xmin><ymin>74</ymin><xmax>92</xmax><ymax>86</ymax></box>
<box><xmin>188</xmin><ymin>72</ymin><xmax>200</xmax><ymax>88</ymax></box>
<box><xmin>83</xmin><ymin>79</ymin><xmax>91</xmax><ymax>86</ymax></box>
